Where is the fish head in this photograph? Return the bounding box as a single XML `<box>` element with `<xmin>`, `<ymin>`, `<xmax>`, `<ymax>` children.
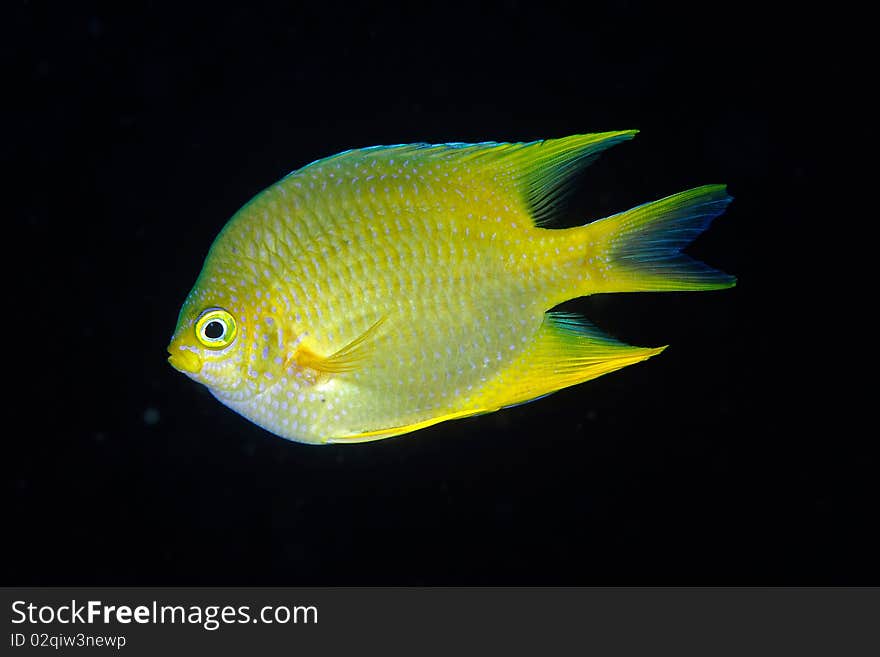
<box><xmin>169</xmin><ymin>201</ymin><xmax>306</xmax><ymax>404</ymax></box>
<box><xmin>167</xmin><ymin>290</ymin><xmax>246</xmax><ymax>392</ymax></box>
<box><xmin>167</xmin><ymin>275</ymin><xmax>291</xmax><ymax>400</ymax></box>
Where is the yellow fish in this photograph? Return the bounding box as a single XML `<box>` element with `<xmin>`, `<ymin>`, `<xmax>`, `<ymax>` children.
<box><xmin>168</xmin><ymin>131</ymin><xmax>735</xmax><ymax>444</ymax></box>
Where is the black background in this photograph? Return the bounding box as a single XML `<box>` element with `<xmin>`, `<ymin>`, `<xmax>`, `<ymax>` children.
<box><xmin>8</xmin><ymin>2</ymin><xmax>867</xmax><ymax>585</ymax></box>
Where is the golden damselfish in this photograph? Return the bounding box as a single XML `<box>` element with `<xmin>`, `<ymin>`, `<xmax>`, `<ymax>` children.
<box><xmin>168</xmin><ymin>131</ymin><xmax>735</xmax><ymax>444</ymax></box>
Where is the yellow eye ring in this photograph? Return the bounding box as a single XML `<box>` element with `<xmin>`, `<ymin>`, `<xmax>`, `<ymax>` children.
<box><xmin>195</xmin><ymin>308</ymin><xmax>237</xmax><ymax>349</ymax></box>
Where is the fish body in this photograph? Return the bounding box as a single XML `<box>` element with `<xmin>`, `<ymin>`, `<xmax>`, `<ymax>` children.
<box><xmin>168</xmin><ymin>132</ymin><xmax>735</xmax><ymax>444</ymax></box>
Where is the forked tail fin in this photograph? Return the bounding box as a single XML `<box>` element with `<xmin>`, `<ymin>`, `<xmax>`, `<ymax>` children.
<box><xmin>583</xmin><ymin>184</ymin><xmax>736</xmax><ymax>293</ymax></box>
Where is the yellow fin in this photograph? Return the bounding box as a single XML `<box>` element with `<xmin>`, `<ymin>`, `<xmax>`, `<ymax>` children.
<box><xmin>302</xmin><ymin>131</ymin><xmax>637</xmax><ymax>227</ymax></box>
<box><xmin>474</xmin><ymin>312</ymin><xmax>666</xmax><ymax>410</ymax></box>
<box><xmin>293</xmin><ymin>316</ymin><xmax>387</xmax><ymax>374</ymax></box>
<box><xmin>498</xmin><ymin>131</ymin><xmax>639</xmax><ymax>226</ymax></box>
<box><xmin>328</xmin><ymin>312</ymin><xmax>663</xmax><ymax>443</ymax></box>
<box><xmin>328</xmin><ymin>409</ymin><xmax>485</xmax><ymax>444</ymax></box>
<box><xmin>580</xmin><ymin>184</ymin><xmax>736</xmax><ymax>293</ymax></box>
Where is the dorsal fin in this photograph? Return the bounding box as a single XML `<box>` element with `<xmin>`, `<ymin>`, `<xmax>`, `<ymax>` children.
<box><xmin>294</xmin><ymin>131</ymin><xmax>638</xmax><ymax>226</ymax></box>
<box><xmin>490</xmin><ymin>131</ymin><xmax>638</xmax><ymax>226</ymax></box>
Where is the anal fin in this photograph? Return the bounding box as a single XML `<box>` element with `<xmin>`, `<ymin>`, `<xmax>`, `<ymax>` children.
<box><xmin>325</xmin><ymin>312</ymin><xmax>664</xmax><ymax>443</ymax></box>
<box><xmin>474</xmin><ymin>312</ymin><xmax>666</xmax><ymax>410</ymax></box>
<box><xmin>329</xmin><ymin>409</ymin><xmax>485</xmax><ymax>444</ymax></box>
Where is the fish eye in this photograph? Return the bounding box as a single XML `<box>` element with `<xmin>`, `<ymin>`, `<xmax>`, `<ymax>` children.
<box><xmin>195</xmin><ymin>308</ymin><xmax>237</xmax><ymax>349</ymax></box>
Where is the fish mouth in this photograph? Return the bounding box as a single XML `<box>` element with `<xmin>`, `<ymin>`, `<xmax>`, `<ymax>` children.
<box><xmin>167</xmin><ymin>346</ymin><xmax>202</xmax><ymax>374</ymax></box>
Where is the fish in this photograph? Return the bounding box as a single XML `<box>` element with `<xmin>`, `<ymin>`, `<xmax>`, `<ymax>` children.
<box><xmin>167</xmin><ymin>131</ymin><xmax>735</xmax><ymax>444</ymax></box>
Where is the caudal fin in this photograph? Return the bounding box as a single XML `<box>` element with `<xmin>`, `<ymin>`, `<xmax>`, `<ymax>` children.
<box><xmin>584</xmin><ymin>184</ymin><xmax>736</xmax><ymax>293</ymax></box>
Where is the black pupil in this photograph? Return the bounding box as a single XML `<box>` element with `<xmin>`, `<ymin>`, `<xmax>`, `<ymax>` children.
<box><xmin>204</xmin><ymin>320</ymin><xmax>225</xmax><ymax>340</ymax></box>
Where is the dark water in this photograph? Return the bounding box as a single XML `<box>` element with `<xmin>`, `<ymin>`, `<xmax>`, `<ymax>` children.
<box><xmin>10</xmin><ymin>3</ymin><xmax>867</xmax><ymax>584</ymax></box>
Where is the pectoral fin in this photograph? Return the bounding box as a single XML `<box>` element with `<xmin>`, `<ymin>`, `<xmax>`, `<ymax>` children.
<box><xmin>291</xmin><ymin>316</ymin><xmax>387</xmax><ymax>375</ymax></box>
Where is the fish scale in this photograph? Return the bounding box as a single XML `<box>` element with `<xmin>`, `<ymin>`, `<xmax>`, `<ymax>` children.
<box><xmin>168</xmin><ymin>132</ymin><xmax>735</xmax><ymax>444</ymax></box>
<box><xmin>238</xmin><ymin>160</ymin><xmax>543</xmax><ymax>439</ymax></box>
